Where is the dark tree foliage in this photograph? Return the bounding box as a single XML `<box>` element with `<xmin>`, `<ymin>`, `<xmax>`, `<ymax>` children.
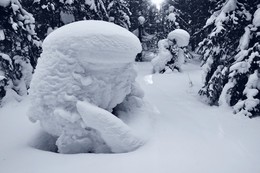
<box><xmin>198</xmin><ymin>0</ymin><xmax>260</xmax><ymax>117</ymax></box>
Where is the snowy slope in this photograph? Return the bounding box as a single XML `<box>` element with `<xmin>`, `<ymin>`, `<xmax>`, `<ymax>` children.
<box><xmin>1</xmin><ymin>61</ymin><xmax>260</xmax><ymax>173</ymax></box>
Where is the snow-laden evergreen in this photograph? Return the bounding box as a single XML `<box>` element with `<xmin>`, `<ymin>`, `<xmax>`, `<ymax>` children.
<box><xmin>152</xmin><ymin>29</ymin><xmax>190</xmax><ymax>73</ymax></box>
<box><xmin>0</xmin><ymin>0</ymin><xmax>41</xmax><ymax>105</ymax></box>
<box><xmin>28</xmin><ymin>21</ymin><xmax>144</xmax><ymax>153</ymax></box>
<box><xmin>198</xmin><ymin>0</ymin><xmax>260</xmax><ymax>117</ymax></box>
<box><xmin>23</xmin><ymin>0</ymin><xmax>131</xmax><ymax>40</ymax></box>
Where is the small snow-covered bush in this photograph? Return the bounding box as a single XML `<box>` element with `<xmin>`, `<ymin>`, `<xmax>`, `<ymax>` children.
<box><xmin>28</xmin><ymin>20</ymin><xmax>144</xmax><ymax>154</ymax></box>
<box><xmin>152</xmin><ymin>29</ymin><xmax>190</xmax><ymax>73</ymax></box>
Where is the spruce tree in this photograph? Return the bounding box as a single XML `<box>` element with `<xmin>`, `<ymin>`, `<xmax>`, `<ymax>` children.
<box><xmin>225</xmin><ymin>2</ymin><xmax>260</xmax><ymax>118</ymax></box>
<box><xmin>198</xmin><ymin>0</ymin><xmax>260</xmax><ymax>117</ymax></box>
<box><xmin>0</xmin><ymin>0</ymin><xmax>41</xmax><ymax>104</ymax></box>
<box><xmin>23</xmin><ymin>0</ymin><xmax>131</xmax><ymax>40</ymax></box>
<box><xmin>106</xmin><ymin>0</ymin><xmax>131</xmax><ymax>29</ymax></box>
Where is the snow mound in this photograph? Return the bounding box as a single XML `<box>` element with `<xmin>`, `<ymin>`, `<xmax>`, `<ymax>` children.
<box><xmin>43</xmin><ymin>20</ymin><xmax>141</xmax><ymax>64</ymax></box>
<box><xmin>28</xmin><ymin>20</ymin><xmax>144</xmax><ymax>154</ymax></box>
<box><xmin>167</xmin><ymin>29</ymin><xmax>190</xmax><ymax>47</ymax></box>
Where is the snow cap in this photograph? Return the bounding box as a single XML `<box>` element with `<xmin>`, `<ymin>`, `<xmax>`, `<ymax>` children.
<box><xmin>138</xmin><ymin>16</ymin><xmax>145</xmax><ymax>25</ymax></box>
<box><xmin>167</xmin><ymin>29</ymin><xmax>190</xmax><ymax>47</ymax></box>
<box><xmin>43</xmin><ymin>20</ymin><xmax>142</xmax><ymax>64</ymax></box>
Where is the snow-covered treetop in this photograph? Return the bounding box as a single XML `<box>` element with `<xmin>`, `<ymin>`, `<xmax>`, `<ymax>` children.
<box><xmin>167</xmin><ymin>13</ymin><xmax>176</xmax><ymax>22</ymax></box>
<box><xmin>167</xmin><ymin>29</ymin><xmax>190</xmax><ymax>47</ymax></box>
<box><xmin>43</xmin><ymin>20</ymin><xmax>141</xmax><ymax>64</ymax></box>
<box><xmin>138</xmin><ymin>16</ymin><xmax>145</xmax><ymax>25</ymax></box>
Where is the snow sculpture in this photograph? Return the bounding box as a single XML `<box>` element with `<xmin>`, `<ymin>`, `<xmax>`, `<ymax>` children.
<box><xmin>152</xmin><ymin>29</ymin><xmax>190</xmax><ymax>73</ymax></box>
<box><xmin>28</xmin><ymin>20</ymin><xmax>144</xmax><ymax>154</ymax></box>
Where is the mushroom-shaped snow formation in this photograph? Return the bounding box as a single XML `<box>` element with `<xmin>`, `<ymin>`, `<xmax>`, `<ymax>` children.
<box><xmin>167</xmin><ymin>29</ymin><xmax>190</xmax><ymax>47</ymax></box>
<box><xmin>28</xmin><ymin>20</ymin><xmax>144</xmax><ymax>154</ymax></box>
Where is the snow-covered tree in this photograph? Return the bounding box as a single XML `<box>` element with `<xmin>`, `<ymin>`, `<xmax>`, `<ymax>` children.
<box><xmin>106</xmin><ymin>0</ymin><xmax>131</xmax><ymax>29</ymax></box>
<box><xmin>198</xmin><ymin>0</ymin><xmax>260</xmax><ymax>117</ymax></box>
<box><xmin>23</xmin><ymin>0</ymin><xmax>131</xmax><ymax>40</ymax></box>
<box><xmin>28</xmin><ymin>21</ymin><xmax>144</xmax><ymax>153</ymax></box>
<box><xmin>23</xmin><ymin>0</ymin><xmax>108</xmax><ymax>40</ymax></box>
<box><xmin>0</xmin><ymin>0</ymin><xmax>41</xmax><ymax>104</ymax></box>
<box><xmin>173</xmin><ymin>0</ymin><xmax>212</xmax><ymax>50</ymax></box>
<box><xmin>152</xmin><ymin>29</ymin><xmax>190</xmax><ymax>73</ymax></box>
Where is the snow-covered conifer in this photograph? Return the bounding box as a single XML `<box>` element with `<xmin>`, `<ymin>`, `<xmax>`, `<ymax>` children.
<box><xmin>28</xmin><ymin>21</ymin><xmax>144</xmax><ymax>153</ymax></box>
<box><xmin>199</xmin><ymin>0</ymin><xmax>260</xmax><ymax>117</ymax></box>
<box><xmin>106</xmin><ymin>0</ymin><xmax>131</xmax><ymax>29</ymax></box>
<box><xmin>23</xmin><ymin>0</ymin><xmax>131</xmax><ymax>40</ymax></box>
<box><xmin>0</xmin><ymin>0</ymin><xmax>41</xmax><ymax>104</ymax></box>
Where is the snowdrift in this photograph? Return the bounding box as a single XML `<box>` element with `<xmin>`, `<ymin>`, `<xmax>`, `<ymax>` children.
<box><xmin>28</xmin><ymin>20</ymin><xmax>144</xmax><ymax>154</ymax></box>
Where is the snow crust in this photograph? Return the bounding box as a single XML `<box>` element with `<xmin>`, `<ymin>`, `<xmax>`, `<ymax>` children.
<box><xmin>28</xmin><ymin>20</ymin><xmax>143</xmax><ymax>154</ymax></box>
<box><xmin>43</xmin><ymin>20</ymin><xmax>141</xmax><ymax>64</ymax></box>
<box><xmin>167</xmin><ymin>29</ymin><xmax>190</xmax><ymax>47</ymax></box>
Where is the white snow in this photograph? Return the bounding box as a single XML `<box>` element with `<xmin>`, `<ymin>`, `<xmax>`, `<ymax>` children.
<box><xmin>234</xmin><ymin>70</ymin><xmax>260</xmax><ymax>117</ymax></box>
<box><xmin>167</xmin><ymin>29</ymin><xmax>190</xmax><ymax>47</ymax></box>
<box><xmin>60</xmin><ymin>11</ymin><xmax>75</xmax><ymax>24</ymax></box>
<box><xmin>43</xmin><ymin>20</ymin><xmax>141</xmax><ymax>64</ymax></box>
<box><xmin>152</xmin><ymin>31</ymin><xmax>190</xmax><ymax>73</ymax></box>
<box><xmin>167</xmin><ymin>13</ymin><xmax>176</xmax><ymax>22</ymax></box>
<box><xmin>0</xmin><ymin>29</ymin><xmax>5</xmax><ymax>41</ymax></box>
<box><xmin>253</xmin><ymin>7</ymin><xmax>260</xmax><ymax>27</ymax></box>
<box><xmin>0</xmin><ymin>0</ymin><xmax>10</xmax><ymax>7</ymax></box>
<box><xmin>1</xmin><ymin>62</ymin><xmax>260</xmax><ymax>173</ymax></box>
<box><xmin>76</xmin><ymin>101</ymin><xmax>143</xmax><ymax>153</ymax></box>
<box><xmin>28</xmin><ymin>20</ymin><xmax>143</xmax><ymax>154</ymax></box>
<box><xmin>152</xmin><ymin>39</ymin><xmax>173</xmax><ymax>73</ymax></box>
<box><xmin>206</xmin><ymin>0</ymin><xmax>238</xmax><ymax>35</ymax></box>
<box><xmin>238</xmin><ymin>26</ymin><xmax>251</xmax><ymax>50</ymax></box>
<box><xmin>138</xmin><ymin>16</ymin><xmax>145</xmax><ymax>25</ymax></box>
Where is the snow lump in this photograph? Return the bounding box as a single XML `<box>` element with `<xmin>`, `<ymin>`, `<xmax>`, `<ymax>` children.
<box><xmin>28</xmin><ymin>20</ymin><xmax>144</xmax><ymax>154</ymax></box>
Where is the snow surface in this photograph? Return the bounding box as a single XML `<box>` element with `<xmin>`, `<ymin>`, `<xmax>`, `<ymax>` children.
<box><xmin>167</xmin><ymin>29</ymin><xmax>190</xmax><ymax>47</ymax></box>
<box><xmin>1</xmin><ymin>61</ymin><xmax>260</xmax><ymax>173</ymax></box>
<box><xmin>28</xmin><ymin>20</ymin><xmax>143</xmax><ymax>154</ymax></box>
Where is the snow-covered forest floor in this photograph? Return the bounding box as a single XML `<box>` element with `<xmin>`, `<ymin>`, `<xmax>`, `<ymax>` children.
<box><xmin>1</xmin><ymin>60</ymin><xmax>260</xmax><ymax>173</ymax></box>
